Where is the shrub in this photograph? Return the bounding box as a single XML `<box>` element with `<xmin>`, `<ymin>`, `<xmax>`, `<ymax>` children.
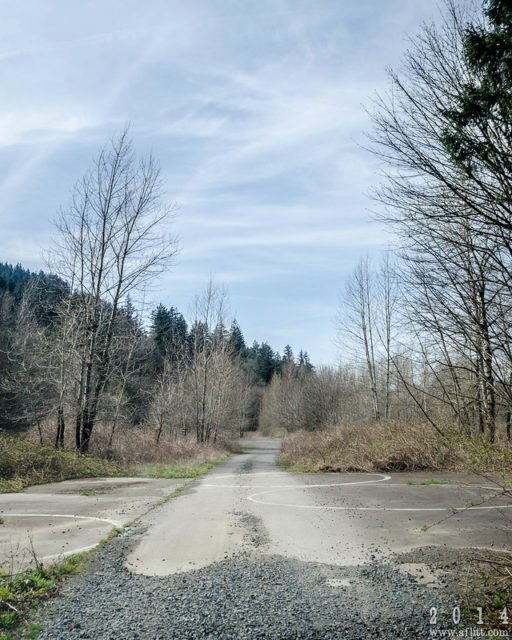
<box><xmin>279</xmin><ymin>421</ymin><xmax>512</xmax><ymax>474</ymax></box>
<box><xmin>0</xmin><ymin>433</ymin><xmax>119</xmax><ymax>492</ymax></box>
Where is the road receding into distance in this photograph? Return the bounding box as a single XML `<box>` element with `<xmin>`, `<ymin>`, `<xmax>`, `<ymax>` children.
<box><xmin>4</xmin><ymin>438</ymin><xmax>510</xmax><ymax>639</ymax></box>
<box><xmin>126</xmin><ymin>437</ymin><xmax>511</xmax><ymax>574</ymax></box>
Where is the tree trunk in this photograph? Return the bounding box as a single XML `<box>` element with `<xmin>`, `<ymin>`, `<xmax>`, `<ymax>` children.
<box><xmin>55</xmin><ymin>406</ymin><xmax>65</xmax><ymax>448</ymax></box>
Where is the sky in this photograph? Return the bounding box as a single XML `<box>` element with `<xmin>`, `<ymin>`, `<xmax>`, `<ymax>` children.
<box><xmin>0</xmin><ymin>0</ymin><xmax>437</xmax><ymax>364</ymax></box>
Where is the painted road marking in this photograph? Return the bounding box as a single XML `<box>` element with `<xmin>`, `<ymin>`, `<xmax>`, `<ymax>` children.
<box><xmin>0</xmin><ymin>513</ymin><xmax>125</xmax><ymax>566</ymax></box>
<box><xmin>201</xmin><ymin>472</ymin><xmax>511</xmax><ymax>511</ymax></box>
<box><xmin>202</xmin><ymin>472</ymin><xmax>391</xmax><ymax>489</ymax></box>
<box><xmin>0</xmin><ymin>513</ymin><xmax>124</xmax><ymax>527</ymax></box>
<box><xmin>246</xmin><ymin>483</ymin><xmax>511</xmax><ymax>512</ymax></box>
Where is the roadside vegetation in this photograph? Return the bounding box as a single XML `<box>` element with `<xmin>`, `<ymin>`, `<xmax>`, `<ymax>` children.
<box><xmin>0</xmin><ymin>552</ymin><xmax>88</xmax><ymax>640</ymax></box>
<box><xmin>0</xmin><ymin>430</ymin><xmax>235</xmax><ymax>494</ymax></box>
<box><xmin>0</xmin><ymin>434</ymin><xmax>119</xmax><ymax>493</ymax></box>
<box><xmin>278</xmin><ymin>422</ymin><xmax>512</xmax><ymax>475</ymax></box>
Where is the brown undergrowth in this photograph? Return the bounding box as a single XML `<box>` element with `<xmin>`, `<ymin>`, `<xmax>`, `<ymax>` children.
<box><xmin>1</xmin><ymin>424</ymin><xmax>239</xmax><ymax>493</ymax></box>
<box><xmin>279</xmin><ymin>421</ymin><xmax>512</xmax><ymax>474</ymax></box>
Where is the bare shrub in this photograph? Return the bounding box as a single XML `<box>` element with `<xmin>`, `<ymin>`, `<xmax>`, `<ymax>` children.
<box><xmin>23</xmin><ymin>421</ymin><xmax>237</xmax><ymax>466</ymax></box>
<box><xmin>280</xmin><ymin>421</ymin><xmax>512</xmax><ymax>473</ymax></box>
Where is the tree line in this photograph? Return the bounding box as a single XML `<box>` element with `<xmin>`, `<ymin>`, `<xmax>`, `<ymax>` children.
<box><xmin>260</xmin><ymin>0</ymin><xmax>512</xmax><ymax>444</ymax></box>
<box><xmin>0</xmin><ymin>260</ymin><xmax>312</xmax><ymax>450</ymax></box>
<box><xmin>0</xmin><ymin>131</ymin><xmax>312</xmax><ymax>454</ymax></box>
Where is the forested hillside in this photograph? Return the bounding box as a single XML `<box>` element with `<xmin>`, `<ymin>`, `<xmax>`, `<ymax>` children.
<box><xmin>0</xmin><ymin>260</ymin><xmax>310</xmax><ymax>450</ymax></box>
<box><xmin>0</xmin><ymin>132</ymin><xmax>312</xmax><ymax>460</ymax></box>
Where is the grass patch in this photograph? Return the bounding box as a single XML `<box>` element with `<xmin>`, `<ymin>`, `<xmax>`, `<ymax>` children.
<box><xmin>129</xmin><ymin>458</ymin><xmax>227</xmax><ymax>479</ymax></box>
<box><xmin>154</xmin><ymin>485</ymin><xmax>187</xmax><ymax>508</ymax></box>
<box><xmin>0</xmin><ymin>552</ymin><xmax>88</xmax><ymax>639</ymax></box>
<box><xmin>421</xmin><ymin>478</ymin><xmax>448</xmax><ymax>485</ymax></box>
<box><xmin>0</xmin><ymin>430</ymin><xmax>237</xmax><ymax>494</ymax></box>
<box><xmin>0</xmin><ymin>434</ymin><xmax>120</xmax><ymax>494</ymax></box>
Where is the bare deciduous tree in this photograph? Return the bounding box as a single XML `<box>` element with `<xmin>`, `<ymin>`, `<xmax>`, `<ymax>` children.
<box><xmin>50</xmin><ymin>129</ymin><xmax>178</xmax><ymax>453</ymax></box>
<box><xmin>337</xmin><ymin>257</ymin><xmax>381</xmax><ymax>420</ymax></box>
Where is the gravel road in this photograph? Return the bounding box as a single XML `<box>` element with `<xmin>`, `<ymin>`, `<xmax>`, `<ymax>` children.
<box><xmin>37</xmin><ymin>524</ymin><xmax>456</xmax><ymax>639</ymax></box>
<box><xmin>35</xmin><ymin>438</ymin><xmax>506</xmax><ymax>639</ymax></box>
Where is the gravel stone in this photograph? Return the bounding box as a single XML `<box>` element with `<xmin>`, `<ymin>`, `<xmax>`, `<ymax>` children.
<box><xmin>35</xmin><ymin>523</ymin><xmax>462</xmax><ymax>639</ymax></box>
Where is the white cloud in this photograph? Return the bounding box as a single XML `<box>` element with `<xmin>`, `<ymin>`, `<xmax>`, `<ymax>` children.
<box><xmin>0</xmin><ymin>0</ymin><xmax>436</xmax><ymax>363</ymax></box>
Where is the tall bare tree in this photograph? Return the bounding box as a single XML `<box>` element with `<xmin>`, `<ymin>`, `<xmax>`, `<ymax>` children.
<box><xmin>338</xmin><ymin>257</ymin><xmax>380</xmax><ymax>420</ymax></box>
<box><xmin>50</xmin><ymin>129</ymin><xmax>178</xmax><ymax>453</ymax></box>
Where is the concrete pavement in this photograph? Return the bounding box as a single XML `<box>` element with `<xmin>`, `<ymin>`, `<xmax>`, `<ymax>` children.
<box><xmin>0</xmin><ymin>476</ymin><xmax>187</xmax><ymax>572</ymax></box>
<box><xmin>1</xmin><ymin>439</ymin><xmax>509</xmax><ymax>575</ymax></box>
<box><xmin>126</xmin><ymin>438</ymin><xmax>511</xmax><ymax>575</ymax></box>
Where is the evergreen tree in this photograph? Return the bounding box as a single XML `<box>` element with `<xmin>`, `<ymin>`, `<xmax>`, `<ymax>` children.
<box><xmin>441</xmin><ymin>0</ymin><xmax>512</xmax><ymax>194</ymax></box>
<box><xmin>212</xmin><ymin>321</ymin><xmax>229</xmax><ymax>349</ymax></box>
<box><xmin>168</xmin><ymin>307</ymin><xmax>188</xmax><ymax>360</ymax></box>
<box><xmin>188</xmin><ymin>320</ymin><xmax>209</xmax><ymax>355</ymax></box>
<box><xmin>151</xmin><ymin>304</ymin><xmax>173</xmax><ymax>357</ymax></box>
<box><xmin>150</xmin><ymin>304</ymin><xmax>188</xmax><ymax>363</ymax></box>
<box><xmin>255</xmin><ymin>342</ymin><xmax>279</xmax><ymax>384</ymax></box>
<box><xmin>282</xmin><ymin>344</ymin><xmax>294</xmax><ymax>363</ymax></box>
<box><xmin>228</xmin><ymin>320</ymin><xmax>246</xmax><ymax>357</ymax></box>
<box><xmin>297</xmin><ymin>350</ymin><xmax>314</xmax><ymax>373</ymax></box>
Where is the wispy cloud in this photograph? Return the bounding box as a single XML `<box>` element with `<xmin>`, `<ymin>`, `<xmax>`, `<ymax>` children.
<box><xmin>0</xmin><ymin>0</ymin><xmax>436</xmax><ymax>363</ymax></box>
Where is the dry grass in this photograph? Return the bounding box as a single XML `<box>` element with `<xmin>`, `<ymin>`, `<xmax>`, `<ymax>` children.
<box><xmin>1</xmin><ymin>423</ymin><xmax>240</xmax><ymax>492</ymax></box>
<box><xmin>279</xmin><ymin>421</ymin><xmax>512</xmax><ymax>474</ymax></box>
<box><xmin>24</xmin><ymin>422</ymin><xmax>239</xmax><ymax>465</ymax></box>
<box><xmin>89</xmin><ymin>424</ymin><xmax>239</xmax><ymax>466</ymax></box>
<box><xmin>0</xmin><ymin>433</ymin><xmax>119</xmax><ymax>493</ymax></box>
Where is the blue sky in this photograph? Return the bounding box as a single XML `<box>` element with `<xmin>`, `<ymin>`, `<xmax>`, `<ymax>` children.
<box><xmin>0</xmin><ymin>0</ymin><xmax>435</xmax><ymax>364</ymax></box>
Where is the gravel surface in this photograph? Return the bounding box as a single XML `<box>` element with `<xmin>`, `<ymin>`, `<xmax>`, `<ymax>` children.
<box><xmin>36</xmin><ymin>522</ymin><xmax>462</xmax><ymax>640</ymax></box>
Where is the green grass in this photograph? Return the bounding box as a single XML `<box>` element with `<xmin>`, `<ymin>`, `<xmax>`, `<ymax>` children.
<box><xmin>0</xmin><ymin>434</ymin><xmax>120</xmax><ymax>494</ymax></box>
<box><xmin>0</xmin><ymin>622</ymin><xmax>43</xmax><ymax>640</ymax></box>
<box><xmin>0</xmin><ymin>553</ymin><xmax>88</xmax><ymax>639</ymax></box>
<box><xmin>130</xmin><ymin>458</ymin><xmax>227</xmax><ymax>479</ymax></box>
<box><xmin>0</xmin><ymin>434</ymin><xmax>231</xmax><ymax>494</ymax></box>
<box><xmin>421</xmin><ymin>478</ymin><xmax>448</xmax><ymax>485</ymax></box>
